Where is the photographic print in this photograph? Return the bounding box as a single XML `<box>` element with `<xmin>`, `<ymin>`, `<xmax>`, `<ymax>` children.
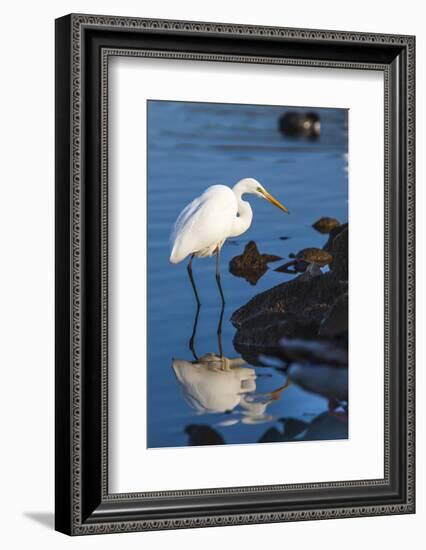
<box><xmin>147</xmin><ymin>100</ymin><xmax>348</xmax><ymax>449</ymax></box>
<box><xmin>55</xmin><ymin>16</ymin><xmax>415</xmax><ymax>534</ymax></box>
<box><xmin>56</xmin><ymin>16</ymin><xmax>415</xmax><ymax>533</ymax></box>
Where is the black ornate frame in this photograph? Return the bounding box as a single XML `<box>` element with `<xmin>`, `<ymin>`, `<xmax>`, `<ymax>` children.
<box><xmin>55</xmin><ymin>14</ymin><xmax>415</xmax><ymax>535</ymax></box>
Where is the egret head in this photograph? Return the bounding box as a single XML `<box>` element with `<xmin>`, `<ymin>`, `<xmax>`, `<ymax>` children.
<box><xmin>235</xmin><ymin>178</ymin><xmax>289</xmax><ymax>214</ymax></box>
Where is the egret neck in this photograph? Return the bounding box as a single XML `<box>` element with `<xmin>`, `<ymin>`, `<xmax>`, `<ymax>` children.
<box><xmin>230</xmin><ymin>181</ymin><xmax>254</xmax><ymax>238</ymax></box>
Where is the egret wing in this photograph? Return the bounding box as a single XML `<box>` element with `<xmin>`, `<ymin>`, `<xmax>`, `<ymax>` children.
<box><xmin>170</xmin><ymin>185</ymin><xmax>237</xmax><ymax>263</ymax></box>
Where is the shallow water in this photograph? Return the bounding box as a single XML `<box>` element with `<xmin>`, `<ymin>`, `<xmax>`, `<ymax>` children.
<box><xmin>147</xmin><ymin>100</ymin><xmax>348</xmax><ymax>448</ymax></box>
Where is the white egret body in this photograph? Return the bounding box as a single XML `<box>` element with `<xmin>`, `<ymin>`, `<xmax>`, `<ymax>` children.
<box><xmin>169</xmin><ymin>178</ymin><xmax>288</xmax><ymax>307</ymax></box>
<box><xmin>170</xmin><ymin>178</ymin><xmax>288</xmax><ymax>264</ymax></box>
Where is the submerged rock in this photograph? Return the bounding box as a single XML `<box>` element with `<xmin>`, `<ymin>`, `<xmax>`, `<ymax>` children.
<box><xmin>258</xmin><ymin>412</ymin><xmax>347</xmax><ymax>442</ymax></box>
<box><xmin>229</xmin><ymin>241</ymin><xmax>281</xmax><ymax>285</ymax></box>
<box><xmin>312</xmin><ymin>217</ymin><xmax>341</xmax><ymax>234</ymax></box>
<box><xmin>185</xmin><ymin>425</ymin><xmax>225</xmax><ymax>446</ymax></box>
<box><xmin>303</xmin><ymin>411</ymin><xmax>348</xmax><ymax>441</ymax></box>
<box><xmin>288</xmin><ymin>364</ymin><xmax>348</xmax><ymax>401</ymax></box>
<box><xmin>278</xmin><ymin>337</ymin><xmax>347</xmax><ymax>367</ymax></box>
<box><xmin>258</xmin><ymin>418</ymin><xmax>308</xmax><ymax>443</ymax></box>
<box><xmin>278</xmin><ymin>111</ymin><xmax>321</xmax><ymax>138</ymax></box>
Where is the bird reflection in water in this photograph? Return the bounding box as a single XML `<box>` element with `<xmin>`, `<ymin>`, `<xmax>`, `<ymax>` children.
<box><xmin>172</xmin><ymin>354</ymin><xmax>289</xmax><ymax>425</ymax></box>
<box><xmin>172</xmin><ymin>306</ymin><xmax>289</xmax><ymax>427</ymax></box>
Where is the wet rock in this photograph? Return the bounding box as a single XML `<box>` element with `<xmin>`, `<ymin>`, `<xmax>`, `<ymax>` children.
<box><xmin>232</xmin><ymin>271</ymin><xmax>345</xmax><ymax>328</ymax></box>
<box><xmin>323</xmin><ymin>222</ymin><xmax>347</xmax><ymax>247</ymax></box>
<box><xmin>275</xmin><ymin>260</ymin><xmax>308</xmax><ymax>274</ymax></box>
<box><xmin>299</xmin><ymin>248</ymin><xmax>333</xmax><ymax>266</ymax></box>
<box><xmin>312</xmin><ymin>217</ymin><xmax>341</xmax><ymax>234</ymax></box>
<box><xmin>319</xmin><ymin>292</ymin><xmax>348</xmax><ymax>338</ymax></box>
<box><xmin>233</xmin><ymin>313</ymin><xmax>320</xmax><ymax>364</ymax></box>
<box><xmin>323</xmin><ymin>223</ymin><xmax>348</xmax><ymax>280</ymax></box>
<box><xmin>231</xmin><ymin>217</ymin><xmax>349</xmax><ymax>366</ymax></box>
<box><xmin>298</xmin><ymin>263</ymin><xmax>323</xmax><ymax>281</ymax></box>
<box><xmin>278</xmin><ymin>111</ymin><xmax>321</xmax><ymax>138</ymax></box>
<box><xmin>185</xmin><ymin>424</ymin><xmax>225</xmax><ymax>446</ymax></box>
<box><xmin>232</xmin><ymin>271</ymin><xmax>347</xmax><ymax>362</ymax></box>
<box><xmin>229</xmin><ymin>241</ymin><xmax>281</xmax><ymax>285</ymax></box>
<box><xmin>275</xmin><ymin>248</ymin><xmax>332</xmax><ymax>274</ymax></box>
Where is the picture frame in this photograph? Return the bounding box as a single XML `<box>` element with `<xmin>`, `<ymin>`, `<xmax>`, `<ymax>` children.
<box><xmin>55</xmin><ymin>13</ymin><xmax>415</xmax><ymax>535</ymax></box>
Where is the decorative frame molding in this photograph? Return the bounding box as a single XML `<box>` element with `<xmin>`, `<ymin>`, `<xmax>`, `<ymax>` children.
<box><xmin>55</xmin><ymin>14</ymin><xmax>415</xmax><ymax>535</ymax></box>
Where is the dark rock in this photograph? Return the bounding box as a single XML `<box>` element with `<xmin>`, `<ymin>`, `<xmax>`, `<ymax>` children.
<box><xmin>258</xmin><ymin>418</ymin><xmax>308</xmax><ymax>443</ymax></box>
<box><xmin>298</xmin><ymin>264</ymin><xmax>323</xmax><ymax>280</ymax></box>
<box><xmin>259</xmin><ymin>413</ymin><xmax>347</xmax><ymax>443</ymax></box>
<box><xmin>303</xmin><ymin>411</ymin><xmax>348</xmax><ymax>441</ymax></box>
<box><xmin>319</xmin><ymin>292</ymin><xmax>348</xmax><ymax>338</ymax></box>
<box><xmin>312</xmin><ymin>217</ymin><xmax>341</xmax><ymax>234</ymax></box>
<box><xmin>275</xmin><ymin>260</ymin><xmax>308</xmax><ymax>274</ymax></box>
<box><xmin>297</xmin><ymin>248</ymin><xmax>333</xmax><ymax>266</ymax></box>
<box><xmin>233</xmin><ymin>313</ymin><xmax>320</xmax><ymax>364</ymax></box>
<box><xmin>323</xmin><ymin>224</ymin><xmax>348</xmax><ymax>280</ymax></box>
<box><xmin>323</xmin><ymin>222</ymin><xmax>347</xmax><ymax>248</ymax></box>
<box><xmin>185</xmin><ymin>425</ymin><xmax>225</xmax><ymax>446</ymax></box>
<box><xmin>279</xmin><ymin>236</ymin><xmax>290</xmax><ymax>240</ymax></box>
<box><xmin>278</xmin><ymin>111</ymin><xmax>321</xmax><ymax>138</ymax></box>
<box><xmin>229</xmin><ymin>240</ymin><xmax>281</xmax><ymax>285</ymax></box>
<box><xmin>275</xmin><ymin>248</ymin><xmax>332</xmax><ymax>273</ymax></box>
<box><xmin>231</xmin><ymin>271</ymin><xmax>347</xmax><ymax>362</ymax></box>
<box><xmin>231</xmin><ymin>216</ymin><xmax>349</xmax><ymax>366</ymax></box>
<box><xmin>232</xmin><ymin>271</ymin><xmax>345</xmax><ymax>328</ymax></box>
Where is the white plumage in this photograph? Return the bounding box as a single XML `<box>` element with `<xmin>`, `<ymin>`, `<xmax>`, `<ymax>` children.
<box><xmin>170</xmin><ymin>178</ymin><xmax>288</xmax><ymax>265</ymax></box>
<box><xmin>169</xmin><ymin>177</ymin><xmax>288</xmax><ymax>307</ymax></box>
<box><xmin>170</xmin><ymin>185</ymin><xmax>247</xmax><ymax>263</ymax></box>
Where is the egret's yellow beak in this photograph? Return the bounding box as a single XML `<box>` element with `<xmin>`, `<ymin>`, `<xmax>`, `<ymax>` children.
<box><xmin>260</xmin><ymin>188</ymin><xmax>289</xmax><ymax>214</ymax></box>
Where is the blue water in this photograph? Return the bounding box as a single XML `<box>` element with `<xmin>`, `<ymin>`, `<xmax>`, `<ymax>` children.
<box><xmin>147</xmin><ymin>100</ymin><xmax>348</xmax><ymax>448</ymax></box>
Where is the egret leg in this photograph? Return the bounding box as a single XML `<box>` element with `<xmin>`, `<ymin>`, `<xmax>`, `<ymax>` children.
<box><xmin>215</xmin><ymin>248</ymin><xmax>225</xmax><ymax>307</ymax></box>
<box><xmin>187</xmin><ymin>254</ymin><xmax>201</xmax><ymax>307</ymax></box>
<box><xmin>217</xmin><ymin>304</ymin><xmax>224</xmax><ymax>359</ymax></box>
<box><xmin>215</xmin><ymin>248</ymin><xmax>225</xmax><ymax>358</ymax></box>
<box><xmin>189</xmin><ymin>303</ymin><xmax>200</xmax><ymax>361</ymax></box>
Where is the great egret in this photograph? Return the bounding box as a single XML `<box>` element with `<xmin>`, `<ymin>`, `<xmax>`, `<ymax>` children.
<box><xmin>170</xmin><ymin>177</ymin><xmax>289</xmax><ymax>305</ymax></box>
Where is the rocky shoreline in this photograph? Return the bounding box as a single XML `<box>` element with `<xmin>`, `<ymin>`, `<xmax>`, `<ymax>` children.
<box><xmin>230</xmin><ymin>219</ymin><xmax>349</xmax><ymax>401</ymax></box>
